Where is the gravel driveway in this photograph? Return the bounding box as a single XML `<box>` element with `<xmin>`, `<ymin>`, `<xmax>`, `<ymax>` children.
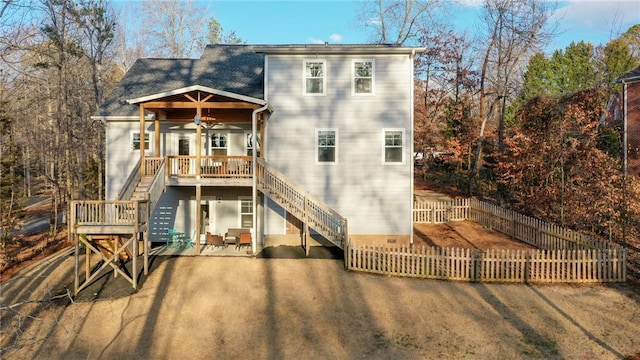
<box><xmin>2</xmin><ymin>249</ymin><xmax>639</xmax><ymax>359</ymax></box>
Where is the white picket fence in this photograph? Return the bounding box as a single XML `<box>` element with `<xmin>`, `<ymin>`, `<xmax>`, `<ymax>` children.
<box><xmin>347</xmin><ymin>243</ymin><xmax>627</xmax><ymax>283</ymax></box>
<box><xmin>347</xmin><ymin>199</ymin><xmax>628</xmax><ymax>283</ymax></box>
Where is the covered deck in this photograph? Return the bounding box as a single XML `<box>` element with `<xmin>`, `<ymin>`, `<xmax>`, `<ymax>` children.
<box><xmin>129</xmin><ymin>85</ymin><xmax>271</xmax><ymax>255</ymax></box>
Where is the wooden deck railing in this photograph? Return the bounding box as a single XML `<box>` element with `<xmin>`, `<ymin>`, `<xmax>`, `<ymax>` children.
<box><xmin>147</xmin><ymin>158</ymin><xmax>166</xmax><ymax>212</ymax></box>
<box><xmin>71</xmin><ymin>200</ymin><xmax>148</xmax><ymax>227</ymax></box>
<box><xmin>256</xmin><ymin>158</ymin><xmax>348</xmax><ymax>249</ymax></box>
<box><xmin>117</xmin><ymin>159</ymin><xmax>141</xmax><ymax>200</ymax></box>
<box><xmin>167</xmin><ymin>156</ymin><xmax>252</xmax><ymax>177</ymax></box>
<box><xmin>143</xmin><ymin>157</ymin><xmax>165</xmax><ymax>176</ymax></box>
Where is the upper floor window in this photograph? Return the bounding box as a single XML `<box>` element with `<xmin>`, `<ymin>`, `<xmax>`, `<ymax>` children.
<box><xmin>132</xmin><ymin>132</ymin><xmax>150</xmax><ymax>151</ymax></box>
<box><xmin>304</xmin><ymin>60</ymin><xmax>326</xmax><ymax>95</ymax></box>
<box><xmin>211</xmin><ymin>133</ymin><xmax>228</xmax><ymax>156</ymax></box>
<box><xmin>317</xmin><ymin>129</ymin><xmax>337</xmax><ymax>163</ymax></box>
<box><xmin>246</xmin><ymin>132</ymin><xmax>261</xmax><ymax>157</ymax></box>
<box><xmin>383</xmin><ymin>129</ymin><xmax>404</xmax><ymax>164</ymax></box>
<box><xmin>353</xmin><ymin>60</ymin><xmax>374</xmax><ymax>94</ymax></box>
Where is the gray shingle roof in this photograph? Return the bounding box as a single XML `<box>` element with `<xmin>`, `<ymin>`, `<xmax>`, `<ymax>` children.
<box><xmin>619</xmin><ymin>66</ymin><xmax>640</xmax><ymax>83</ymax></box>
<box><xmin>96</xmin><ymin>45</ymin><xmax>265</xmax><ymax>117</ymax></box>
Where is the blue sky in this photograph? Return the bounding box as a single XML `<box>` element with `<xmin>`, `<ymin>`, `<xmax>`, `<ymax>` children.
<box><xmin>204</xmin><ymin>0</ymin><xmax>639</xmax><ymax>52</ymax></box>
<box><xmin>113</xmin><ymin>0</ymin><xmax>639</xmax><ymax>53</ymax></box>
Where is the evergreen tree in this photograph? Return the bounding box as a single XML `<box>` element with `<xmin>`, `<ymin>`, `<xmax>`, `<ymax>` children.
<box><xmin>597</xmin><ymin>38</ymin><xmax>639</xmax><ymax>93</ymax></box>
<box><xmin>521</xmin><ymin>53</ymin><xmax>552</xmax><ymax>99</ymax></box>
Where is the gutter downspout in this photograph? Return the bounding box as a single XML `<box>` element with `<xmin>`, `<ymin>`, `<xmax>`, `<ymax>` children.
<box><xmin>410</xmin><ymin>48</ymin><xmax>415</xmax><ymax>246</ymax></box>
<box><xmin>622</xmin><ymin>80</ymin><xmax>628</xmax><ymax>243</ymax></box>
<box><xmin>252</xmin><ymin>103</ymin><xmax>269</xmax><ymax>254</ymax></box>
<box><xmin>623</xmin><ymin>81</ymin><xmax>628</xmax><ymax>180</ymax></box>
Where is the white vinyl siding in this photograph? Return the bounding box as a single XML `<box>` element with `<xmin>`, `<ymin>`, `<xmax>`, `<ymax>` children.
<box><xmin>265</xmin><ymin>53</ymin><xmax>413</xmax><ymax>236</ymax></box>
<box><xmin>106</xmin><ymin>122</ymin><xmax>155</xmax><ymax>200</ymax></box>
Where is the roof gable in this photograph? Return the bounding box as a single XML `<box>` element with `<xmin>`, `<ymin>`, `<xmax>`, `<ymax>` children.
<box><xmin>96</xmin><ymin>45</ymin><xmax>265</xmax><ymax>118</ymax></box>
<box><xmin>127</xmin><ymin>84</ymin><xmax>267</xmax><ymax>106</ymax></box>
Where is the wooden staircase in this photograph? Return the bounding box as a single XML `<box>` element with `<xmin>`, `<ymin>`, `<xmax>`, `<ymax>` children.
<box><xmin>130</xmin><ymin>176</ymin><xmax>154</xmax><ymax>201</ymax></box>
<box><xmin>71</xmin><ymin>158</ymin><xmax>166</xmax><ymax>295</ymax></box>
<box><xmin>256</xmin><ymin>158</ymin><xmax>348</xmax><ymax>250</ymax></box>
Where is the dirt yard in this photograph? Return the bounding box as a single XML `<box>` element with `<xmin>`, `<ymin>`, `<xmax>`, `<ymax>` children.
<box><xmin>1</xmin><ymin>251</ymin><xmax>639</xmax><ymax>359</ymax></box>
<box><xmin>414</xmin><ymin>222</ymin><xmax>536</xmax><ymax>249</ymax></box>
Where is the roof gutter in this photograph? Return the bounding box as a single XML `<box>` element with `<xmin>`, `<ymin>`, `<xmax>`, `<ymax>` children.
<box><xmin>252</xmin><ymin>103</ymin><xmax>270</xmax><ymax>254</ymax></box>
<box><xmin>254</xmin><ymin>46</ymin><xmax>425</xmax><ymax>55</ymax></box>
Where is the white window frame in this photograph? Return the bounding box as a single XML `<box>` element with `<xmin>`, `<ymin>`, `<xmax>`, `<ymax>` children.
<box><xmin>316</xmin><ymin>128</ymin><xmax>338</xmax><ymax>164</ymax></box>
<box><xmin>238</xmin><ymin>196</ymin><xmax>253</xmax><ymax>228</ymax></box>
<box><xmin>245</xmin><ymin>132</ymin><xmax>260</xmax><ymax>157</ymax></box>
<box><xmin>131</xmin><ymin>131</ymin><xmax>151</xmax><ymax>152</ymax></box>
<box><xmin>210</xmin><ymin>132</ymin><xmax>229</xmax><ymax>156</ymax></box>
<box><xmin>352</xmin><ymin>59</ymin><xmax>375</xmax><ymax>95</ymax></box>
<box><xmin>303</xmin><ymin>59</ymin><xmax>327</xmax><ymax>96</ymax></box>
<box><xmin>382</xmin><ymin>128</ymin><xmax>405</xmax><ymax>165</ymax></box>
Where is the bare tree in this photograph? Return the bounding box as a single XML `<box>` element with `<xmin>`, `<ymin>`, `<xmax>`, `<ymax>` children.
<box><xmin>138</xmin><ymin>0</ymin><xmax>209</xmax><ymax>58</ymax></box>
<box><xmin>69</xmin><ymin>0</ymin><xmax>117</xmax><ymax>200</ymax></box>
<box><xmin>357</xmin><ymin>0</ymin><xmax>446</xmax><ymax>45</ymax></box>
<box><xmin>472</xmin><ymin>0</ymin><xmax>558</xmax><ymax>188</ymax></box>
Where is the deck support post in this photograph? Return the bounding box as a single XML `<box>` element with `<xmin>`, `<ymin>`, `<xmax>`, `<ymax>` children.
<box><xmin>195</xmin><ymin>184</ymin><xmax>202</xmax><ymax>255</ymax></box>
<box><xmin>74</xmin><ymin>232</ymin><xmax>79</xmax><ymax>295</ymax></box>
<box><xmin>143</xmin><ymin>230</ymin><xmax>149</xmax><ymax>275</ymax></box>
<box><xmin>139</xmin><ymin>105</ymin><xmax>146</xmax><ymax>176</ymax></box>
<box><xmin>304</xmin><ymin>193</ymin><xmax>310</xmax><ymax>256</ymax></box>
<box><xmin>85</xmin><ymin>236</ymin><xmax>91</xmax><ymax>280</ymax></box>
<box><xmin>195</xmin><ymin>99</ymin><xmax>202</xmax><ymax>255</ymax></box>
<box><xmin>133</xmin><ymin>233</ymin><xmax>138</xmax><ymax>290</ymax></box>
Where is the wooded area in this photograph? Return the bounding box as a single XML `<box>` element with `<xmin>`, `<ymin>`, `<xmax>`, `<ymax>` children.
<box><xmin>0</xmin><ymin>0</ymin><xmax>639</xmax><ymax>279</ymax></box>
<box><xmin>0</xmin><ymin>0</ymin><xmax>241</xmax><ymax>243</ymax></box>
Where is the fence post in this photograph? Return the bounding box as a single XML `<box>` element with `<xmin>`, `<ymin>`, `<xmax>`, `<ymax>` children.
<box><xmin>344</xmin><ymin>239</ymin><xmax>349</xmax><ymax>270</ymax></box>
<box><xmin>524</xmin><ymin>251</ymin><xmax>530</xmax><ymax>284</ymax></box>
<box><xmin>471</xmin><ymin>249</ymin><xmax>480</xmax><ymax>282</ymax></box>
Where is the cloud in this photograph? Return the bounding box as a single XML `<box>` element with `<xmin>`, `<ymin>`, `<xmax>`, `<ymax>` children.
<box><xmin>454</xmin><ymin>0</ymin><xmax>483</xmax><ymax>7</ymax></box>
<box><xmin>307</xmin><ymin>37</ymin><xmax>325</xmax><ymax>44</ymax></box>
<box><xmin>367</xmin><ymin>17</ymin><xmax>381</xmax><ymax>26</ymax></box>
<box><xmin>307</xmin><ymin>34</ymin><xmax>344</xmax><ymax>44</ymax></box>
<box><xmin>554</xmin><ymin>0</ymin><xmax>639</xmax><ymax>36</ymax></box>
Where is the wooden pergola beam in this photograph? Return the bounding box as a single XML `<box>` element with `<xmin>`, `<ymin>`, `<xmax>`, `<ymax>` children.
<box><xmin>143</xmin><ymin>101</ymin><xmax>262</xmax><ymax>109</ymax></box>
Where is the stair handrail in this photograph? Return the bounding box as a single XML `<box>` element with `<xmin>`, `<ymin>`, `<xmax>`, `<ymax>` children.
<box><xmin>117</xmin><ymin>159</ymin><xmax>142</xmax><ymax>200</ymax></box>
<box><xmin>146</xmin><ymin>158</ymin><xmax>166</xmax><ymax>215</ymax></box>
<box><xmin>256</xmin><ymin>158</ymin><xmax>348</xmax><ymax>248</ymax></box>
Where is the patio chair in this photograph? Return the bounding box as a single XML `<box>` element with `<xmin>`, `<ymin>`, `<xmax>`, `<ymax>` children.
<box><xmin>206</xmin><ymin>232</ymin><xmax>225</xmax><ymax>249</ymax></box>
<box><xmin>238</xmin><ymin>232</ymin><xmax>252</xmax><ymax>249</ymax></box>
<box><xmin>182</xmin><ymin>231</ymin><xmax>195</xmax><ymax>248</ymax></box>
<box><xmin>167</xmin><ymin>228</ymin><xmax>184</xmax><ymax>248</ymax></box>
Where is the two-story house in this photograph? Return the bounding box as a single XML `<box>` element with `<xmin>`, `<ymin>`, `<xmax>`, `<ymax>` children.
<box><xmin>73</xmin><ymin>44</ymin><xmax>422</xmax><ymax>293</ymax></box>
